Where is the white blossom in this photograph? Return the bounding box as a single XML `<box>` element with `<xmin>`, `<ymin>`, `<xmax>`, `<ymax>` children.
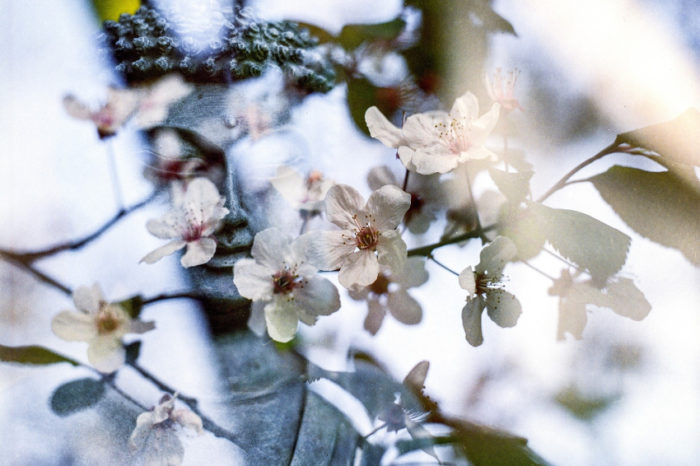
<box><xmin>270</xmin><ymin>165</ymin><xmax>334</xmax><ymax>215</ymax></box>
<box><xmin>458</xmin><ymin>236</ymin><xmax>521</xmax><ymax>346</ymax></box>
<box><xmin>129</xmin><ymin>393</ymin><xmax>203</xmax><ymax>466</ymax></box>
<box><xmin>233</xmin><ymin>228</ymin><xmax>341</xmax><ymax>343</ymax></box>
<box><xmin>310</xmin><ymin>184</ymin><xmax>411</xmax><ymax>288</ymax></box>
<box><xmin>484</xmin><ymin>68</ymin><xmax>523</xmax><ymax>113</ymax></box>
<box><xmin>141</xmin><ymin>177</ymin><xmax>229</xmax><ymax>268</ymax></box>
<box><xmin>365</xmin><ymin>92</ymin><xmax>500</xmax><ymax>175</ymax></box>
<box><xmin>51</xmin><ymin>284</ymin><xmax>154</xmax><ymax>373</ymax></box>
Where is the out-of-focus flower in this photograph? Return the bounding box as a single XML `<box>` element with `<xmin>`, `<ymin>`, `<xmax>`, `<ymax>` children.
<box><xmin>458</xmin><ymin>236</ymin><xmax>521</xmax><ymax>346</ymax></box>
<box><xmin>51</xmin><ymin>284</ymin><xmax>155</xmax><ymax>373</ymax></box>
<box><xmin>365</xmin><ymin>92</ymin><xmax>500</xmax><ymax>174</ymax></box>
<box><xmin>233</xmin><ymin>228</ymin><xmax>341</xmax><ymax>342</ymax></box>
<box><xmin>63</xmin><ymin>75</ymin><xmax>191</xmax><ymax>139</ymax></box>
<box><xmin>367</xmin><ymin>165</ymin><xmax>444</xmax><ymax>234</ymax></box>
<box><xmin>141</xmin><ymin>177</ymin><xmax>229</xmax><ymax>268</ymax></box>
<box><xmin>349</xmin><ymin>257</ymin><xmax>428</xmax><ymax>335</ymax></box>
<box><xmin>144</xmin><ymin>129</ymin><xmax>206</xmax><ymax>185</ymax></box>
<box><xmin>270</xmin><ymin>166</ymin><xmax>334</xmax><ymax>216</ymax></box>
<box><xmin>310</xmin><ymin>184</ymin><xmax>411</xmax><ymax>288</ymax></box>
<box><xmin>484</xmin><ymin>68</ymin><xmax>523</xmax><ymax>113</ymax></box>
<box><xmin>129</xmin><ymin>393</ymin><xmax>203</xmax><ymax>466</ymax></box>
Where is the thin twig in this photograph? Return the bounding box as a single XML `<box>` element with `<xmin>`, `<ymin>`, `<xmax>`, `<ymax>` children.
<box><xmin>0</xmin><ymin>253</ymin><xmax>72</xmax><ymax>295</ymax></box>
<box><xmin>407</xmin><ymin>224</ymin><xmax>496</xmax><ymax>257</ymax></box>
<box><xmin>142</xmin><ymin>291</ymin><xmax>206</xmax><ymax>306</ymax></box>
<box><xmin>402</xmin><ymin>168</ymin><xmax>410</xmax><ymax>191</ymax></box>
<box><xmin>522</xmin><ymin>261</ymin><xmax>556</xmax><ymax>281</ymax></box>
<box><xmin>106</xmin><ymin>140</ymin><xmax>124</xmax><ymax>210</ymax></box>
<box><xmin>428</xmin><ymin>254</ymin><xmax>459</xmax><ymax>276</ymax></box>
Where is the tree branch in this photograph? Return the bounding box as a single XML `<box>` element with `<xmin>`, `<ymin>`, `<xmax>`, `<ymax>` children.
<box><xmin>0</xmin><ymin>252</ymin><xmax>72</xmax><ymax>296</ymax></box>
<box><xmin>407</xmin><ymin>225</ymin><xmax>496</xmax><ymax>257</ymax></box>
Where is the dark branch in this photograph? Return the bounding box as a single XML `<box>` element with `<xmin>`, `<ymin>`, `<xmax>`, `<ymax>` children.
<box><xmin>0</xmin><ymin>252</ymin><xmax>72</xmax><ymax>296</ymax></box>
<box><xmin>407</xmin><ymin>225</ymin><xmax>496</xmax><ymax>257</ymax></box>
<box><xmin>142</xmin><ymin>291</ymin><xmax>206</xmax><ymax>305</ymax></box>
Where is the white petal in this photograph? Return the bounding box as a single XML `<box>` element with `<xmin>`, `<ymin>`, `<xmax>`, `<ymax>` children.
<box><xmin>367</xmin><ymin>165</ymin><xmax>398</xmax><ymax>191</ymax></box>
<box><xmin>140</xmin><ymin>240</ymin><xmax>187</xmax><ymax>264</ymax></box>
<box><xmin>324</xmin><ymin>184</ymin><xmax>365</xmax><ymax>230</ymax></box>
<box><xmin>172</xmin><ymin>409</ymin><xmax>203</xmax><ymax>433</ymax></box>
<box><xmin>450</xmin><ymin>92</ymin><xmax>479</xmax><ymax>120</ymax></box>
<box><xmin>306</xmin><ymin>230</ymin><xmax>356</xmax><ymax>271</ymax></box>
<box><xmin>387</xmin><ymin>290</ymin><xmax>422</xmax><ymax>325</ymax></box>
<box><xmin>458</xmin><ymin>145</ymin><xmax>497</xmax><ymax>163</ymax></box>
<box><xmin>461</xmin><ymin>297</ymin><xmax>485</xmax><ymax>347</ymax></box>
<box><xmin>51</xmin><ymin>311</ymin><xmax>97</xmax><ymax>341</ymax></box>
<box><xmin>366</xmin><ymin>185</ymin><xmax>411</xmax><ymax>231</ymax></box>
<box><xmin>129</xmin><ymin>319</ymin><xmax>156</xmax><ymax>335</ymax></box>
<box><xmin>402</xmin><ymin>112</ymin><xmax>444</xmax><ymax>147</ymax></box>
<box><xmin>377</xmin><ymin>231</ymin><xmax>407</xmax><ymax>274</ymax></box>
<box><xmin>142</xmin><ymin>429</ymin><xmax>184</xmax><ymax>466</ymax></box>
<box><xmin>62</xmin><ymin>95</ymin><xmax>92</xmax><ymax>120</ymax></box>
<box><xmin>264</xmin><ymin>300</ymin><xmax>299</xmax><ymax>342</ymax></box>
<box><xmin>394</xmin><ymin>256</ymin><xmax>429</xmax><ymax>288</ymax></box>
<box><xmin>471</xmin><ymin>102</ymin><xmax>500</xmax><ymax>138</ymax></box>
<box><xmin>181</xmin><ymin>237</ymin><xmax>217</xmax><ymax>267</ymax></box>
<box><xmin>146</xmin><ymin>215</ymin><xmax>183</xmax><ymax>239</ymax></box>
<box><xmin>365</xmin><ymin>106</ymin><xmax>404</xmax><ymax>148</ymax></box>
<box><xmin>247</xmin><ymin>300</ymin><xmax>267</xmax><ymax>336</ymax></box>
<box><xmin>270</xmin><ymin>166</ymin><xmax>305</xmax><ymax>208</ymax></box>
<box><xmin>409</xmin><ymin>147</ymin><xmax>460</xmax><ymax>175</ymax></box>
<box><xmin>106</xmin><ymin>87</ymin><xmax>140</xmax><ymax>126</ymax></box>
<box><xmin>477</xmin><ymin>236</ymin><xmax>516</xmax><ymax>275</ymax></box>
<box><xmin>397</xmin><ymin>146</ymin><xmax>419</xmax><ymax>172</ymax></box>
<box><xmin>251</xmin><ymin>228</ymin><xmax>293</xmax><ymax>270</ymax></box>
<box><xmin>154</xmin><ymin>129</ymin><xmax>183</xmax><ymax>158</ymax></box>
<box><xmin>129</xmin><ymin>412</ymin><xmax>156</xmax><ymax>450</ymax></box>
<box><xmin>485</xmin><ymin>289</ymin><xmax>522</xmax><ymax>328</ymax></box>
<box><xmin>363</xmin><ymin>298</ymin><xmax>386</xmax><ymax>335</ymax></box>
<box><xmin>87</xmin><ymin>336</ymin><xmax>125</xmax><ymax>373</ymax></box>
<box><xmin>233</xmin><ymin>259</ymin><xmax>274</xmax><ymax>301</ymax></box>
<box><xmin>184</xmin><ymin>177</ymin><xmax>224</xmax><ymax>223</ymax></box>
<box><xmin>338</xmin><ymin>251</ymin><xmax>379</xmax><ymax>288</ymax></box>
<box><xmin>73</xmin><ymin>284</ymin><xmax>103</xmax><ymax>314</ymax></box>
<box><xmin>458</xmin><ymin>267</ymin><xmax>477</xmax><ymax>295</ymax></box>
<box><xmin>293</xmin><ymin>275</ymin><xmax>340</xmax><ymax>317</ymax></box>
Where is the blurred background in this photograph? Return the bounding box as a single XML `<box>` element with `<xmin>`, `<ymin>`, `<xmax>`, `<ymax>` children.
<box><xmin>1</xmin><ymin>0</ymin><xmax>698</xmax><ymax>464</ymax></box>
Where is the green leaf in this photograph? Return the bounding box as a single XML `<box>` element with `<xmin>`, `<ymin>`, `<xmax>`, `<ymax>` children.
<box><xmin>498</xmin><ymin>203</ymin><xmax>547</xmax><ymax>260</ymax></box>
<box><xmin>555</xmin><ymin>386</ymin><xmax>618</xmax><ymax>421</ymax></box>
<box><xmin>0</xmin><ymin>344</ymin><xmax>79</xmax><ymax>366</ymax></box>
<box><xmin>532</xmin><ymin>204</ymin><xmax>631</xmax><ymax>283</ymax></box>
<box><xmin>489</xmin><ymin>168</ymin><xmax>532</xmax><ymax>204</ymax></box>
<box><xmin>615</xmin><ymin>108</ymin><xmax>700</xmax><ymax>166</ymax></box>
<box><xmin>338</xmin><ymin>18</ymin><xmax>406</xmax><ymax>51</ymax></box>
<box><xmin>50</xmin><ymin>378</ymin><xmax>106</xmax><ymax>417</ymax></box>
<box><xmin>117</xmin><ymin>295</ymin><xmax>143</xmax><ymax>319</ymax></box>
<box><xmin>589</xmin><ymin>166</ymin><xmax>700</xmax><ymax>265</ymax></box>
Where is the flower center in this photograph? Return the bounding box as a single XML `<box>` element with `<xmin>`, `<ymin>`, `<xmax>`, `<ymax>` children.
<box><xmin>369</xmin><ymin>273</ymin><xmax>390</xmax><ymax>295</ymax></box>
<box><xmin>272</xmin><ymin>269</ymin><xmax>300</xmax><ymax>294</ymax></box>
<box><xmin>435</xmin><ymin>118</ymin><xmax>472</xmax><ymax>154</ymax></box>
<box><xmin>355</xmin><ymin>225</ymin><xmax>380</xmax><ymax>250</ymax></box>
<box><xmin>405</xmin><ymin>192</ymin><xmax>424</xmax><ymax>224</ymax></box>
<box><xmin>96</xmin><ymin>305</ymin><xmax>123</xmax><ymax>335</ymax></box>
<box><xmin>182</xmin><ymin>223</ymin><xmax>204</xmax><ymax>242</ymax></box>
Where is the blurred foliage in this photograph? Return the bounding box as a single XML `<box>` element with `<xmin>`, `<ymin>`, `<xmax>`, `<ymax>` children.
<box><xmin>555</xmin><ymin>386</ymin><xmax>618</xmax><ymax>422</ymax></box>
<box><xmin>50</xmin><ymin>377</ymin><xmax>106</xmax><ymax>416</ymax></box>
<box><xmin>0</xmin><ymin>344</ymin><xmax>79</xmax><ymax>366</ymax></box>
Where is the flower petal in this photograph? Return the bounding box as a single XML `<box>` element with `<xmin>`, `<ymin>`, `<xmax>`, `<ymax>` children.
<box><xmin>305</xmin><ymin>230</ymin><xmax>355</xmax><ymax>271</ymax></box>
<box><xmin>450</xmin><ymin>91</ymin><xmax>479</xmax><ymax>120</ymax></box>
<box><xmin>247</xmin><ymin>300</ymin><xmax>267</xmax><ymax>336</ymax></box>
<box><xmin>140</xmin><ymin>240</ymin><xmax>187</xmax><ymax>264</ymax></box>
<box><xmin>172</xmin><ymin>409</ymin><xmax>203</xmax><ymax>433</ymax></box>
<box><xmin>87</xmin><ymin>336</ymin><xmax>125</xmax><ymax>373</ymax></box>
<box><xmin>458</xmin><ymin>267</ymin><xmax>477</xmax><ymax>295</ymax></box>
<box><xmin>73</xmin><ymin>284</ymin><xmax>103</xmax><ymax>314</ymax></box>
<box><xmin>264</xmin><ymin>300</ymin><xmax>299</xmax><ymax>342</ymax></box>
<box><xmin>377</xmin><ymin>231</ymin><xmax>407</xmax><ymax>275</ymax></box>
<box><xmin>181</xmin><ymin>237</ymin><xmax>217</xmax><ymax>267</ymax></box>
<box><xmin>62</xmin><ymin>95</ymin><xmax>92</xmax><ymax>120</ymax></box>
<box><xmin>251</xmin><ymin>228</ymin><xmax>293</xmax><ymax>270</ymax></box>
<box><xmin>338</xmin><ymin>250</ymin><xmax>379</xmax><ymax>288</ymax></box>
<box><xmin>184</xmin><ymin>177</ymin><xmax>226</xmax><ymax>225</ymax></box>
<box><xmin>51</xmin><ymin>311</ymin><xmax>97</xmax><ymax>341</ymax></box>
<box><xmin>462</xmin><ymin>297</ymin><xmax>485</xmax><ymax>347</ymax></box>
<box><xmin>366</xmin><ymin>185</ymin><xmax>411</xmax><ymax>231</ymax></box>
<box><xmin>367</xmin><ymin>165</ymin><xmax>398</xmax><ymax>191</ymax></box>
<box><xmin>365</xmin><ymin>106</ymin><xmax>404</xmax><ymax>148</ymax></box>
<box><xmin>129</xmin><ymin>319</ymin><xmax>156</xmax><ymax>335</ymax></box>
<box><xmin>270</xmin><ymin>165</ymin><xmax>305</xmax><ymax>208</ymax></box>
<box><xmin>129</xmin><ymin>412</ymin><xmax>156</xmax><ymax>450</ymax></box>
<box><xmin>407</xmin><ymin>146</ymin><xmax>460</xmax><ymax>175</ymax></box>
<box><xmin>394</xmin><ymin>257</ymin><xmax>429</xmax><ymax>288</ymax></box>
<box><xmin>325</xmin><ymin>184</ymin><xmax>365</xmax><ymax>230</ymax></box>
<box><xmin>363</xmin><ymin>298</ymin><xmax>386</xmax><ymax>335</ymax></box>
<box><xmin>233</xmin><ymin>259</ymin><xmax>274</xmax><ymax>301</ymax></box>
<box><xmin>294</xmin><ymin>275</ymin><xmax>340</xmax><ymax>317</ymax></box>
<box><xmin>485</xmin><ymin>289</ymin><xmax>522</xmax><ymax>328</ymax></box>
<box><xmin>402</xmin><ymin>112</ymin><xmax>445</xmax><ymax>147</ymax></box>
<box><xmin>387</xmin><ymin>290</ymin><xmax>422</xmax><ymax>325</ymax></box>
<box><xmin>476</xmin><ymin>236</ymin><xmax>516</xmax><ymax>275</ymax></box>
<box><xmin>146</xmin><ymin>214</ymin><xmax>182</xmax><ymax>239</ymax></box>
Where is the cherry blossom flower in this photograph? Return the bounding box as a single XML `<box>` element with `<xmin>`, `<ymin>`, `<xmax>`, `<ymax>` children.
<box><xmin>144</xmin><ymin>129</ymin><xmax>206</xmax><ymax>185</ymax></box>
<box><xmin>367</xmin><ymin>165</ymin><xmax>444</xmax><ymax>234</ymax></box>
<box><xmin>63</xmin><ymin>74</ymin><xmax>191</xmax><ymax>139</ymax></box>
<box><xmin>458</xmin><ymin>236</ymin><xmax>522</xmax><ymax>346</ymax></box>
<box><xmin>349</xmin><ymin>257</ymin><xmax>428</xmax><ymax>335</ymax></box>
<box><xmin>129</xmin><ymin>393</ymin><xmax>203</xmax><ymax>466</ymax></box>
<box><xmin>311</xmin><ymin>184</ymin><xmax>411</xmax><ymax>288</ymax></box>
<box><xmin>365</xmin><ymin>92</ymin><xmax>500</xmax><ymax>175</ymax></box>
<box><xmin>484</xmin><ymin>68</ymin><xmax>523</xmax><ymax>113</ymax></box>
<box><xmin>51</xmin><ymin>284</ymin><xmax>155</xmax><ymax>373</ymax></box>
<box><xmin>233</xmin><ymin>228</ymin><xmax>341</xmax><ymax>342</ymax></box>
<box><xmin>270</xmin><ymin>165</ymin><xmax>334</xmax><ymax>216</ymax></box>
<box><xmin>141</xmin><ymin>177</ymin><xmax>229</xmax><ymax>268</ymax></box>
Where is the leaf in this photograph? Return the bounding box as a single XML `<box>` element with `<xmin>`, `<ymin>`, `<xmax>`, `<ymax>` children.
<box><xmin>555</xmin><ymin>386</ymin><xmax>618</xmax><ymax>421</ymax></box>
<box><xmin>0</xmin><ymin>344</ymin><xmax>79</xmax><ymax>366</ymax></box>
<box><xmin>615</xmin><ymin>108</ymin><xmax>700</xmax><ymax>166</ymax></box>
<box><xmin>338</xmin><ymin>18</ymin><xmax>406</xmax><ymax>51</ymax></box>
<box><xmin>489</xmin><ymin>168</ymin><xmax>532</xmax><ymax>204</ymax></box>
<box><xmin>117</xmin><ymin>295</ymin><xmax>143</xmax><ymax>319</ymax></box>
<box><xmin>589</xmin><ymin>166</ymin><xmax>700</xmax><ymax>265</ymax></box>
<box><xmin>591</xmin><ymin>277</ymin><xmax>651</xmax><ymax>321</ymax></box>
<box><xmin>346</xmin><ymin>77</ymin><xmax>397</xmax><ymax>137</ymax></box>
<box><xmin>124</xmin><ymin>341</ymin><xmax>142</xmax><ymax>365</ymax></box>
<box><xmin>50</xmin><ymin>377</ymin><xmax>106</xmax><ymax>416</ymax></box>
<box><xmin>498</xmin><ymin>203</ymin><xmax>547</xmax><ymax>260</ymax></box>
<box><xmin>532</xmin><ymin>204</ymin><xmax>631</xmax><ymax>283</ymax></box>
<box><xmin>403</xmin><ymin>360</ymin><xmax>429</xmax><ymax>394</ymax></box>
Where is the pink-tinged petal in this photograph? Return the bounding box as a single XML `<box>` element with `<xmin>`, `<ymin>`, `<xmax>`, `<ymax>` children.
<box><xmin>73</xmin><ymin>284</ymin><xmax>103</xmax><ymax>314</ymax></box>
<box><xmin>325</xmin><ymin>184</ymin><xmax>366</xmax><ymax>230</ymax></box>
<box><xmin>485</xmin><ymin>289</ymin><xmax>522</xmax><ymax>328</ymax></box>
<box><xmin>106</xmin><ymin>87</ymin><xmax>140</xmax><ymax>126</ymax></box>
<box><xmin>129</xmin><ymin>319</ymin><xmax>156</xmax><ymax>335</ymax></box>
<box><xmin>233</xmin><ymin>259</ymin><xmax>274</xmax><ymax>301</ymax></box>
<box><xmin>270</xmin><ymin>166</ymin><xmax>305</xmax><ymax>208</ymax></box>
<box><xmin>471</xmin><ymin>102</ymin><xmax>500</xmax><ymax>136</ymax></box>
<box><xmin>251</xmin><ymin>228</ymin><xmax>293</xmax><ymax>270</ymax></box>
<box><xmin>181</xmin><ymin>237</ymin><xmax>217</xmax><ymax>267</ymax></box>
<box><xmin>51</xmin><ymin>311</ymin><xmax>97</xmax><ymax>341</ymax></box>
<box><xmin>247</xmin><ymin>300</ymin><xmax>267</xmax><ymax>336</ymax></box>
<box><xmin>264</xmin><ymin>300</ymin><xmax>299</xmax><ymax>342</ymax></box>
<box><xmin>87</xmin><ymin>336</ymin><xmax>125</xmax><ymax>373</ymax></box>
<box><xmin>172</xmin><ymin>409</ymin><xmax>203</xmax><ymax>433</ymax></box>
<box><xmin>306</xmin><ymin>230</ymin><xmax>355</xmax><ymax>271</ymax></box>
<box><xmin>462</xmin><ymin>297</ymin><xmax>485</xmax><ymax>347</ymax></box>
<box><xmin>458</xmin><ymin>267</ymin><xmax>477</xmax><ymax>295</ymax></box>
<box><xmin>365</xmin><ymin>106</ymin><xmax>405</xmax><ymax>148</ymax></box>
<box><xmin>377</xmin><ymin>231</ymin><xmax>407</xmax><ymax>274</ymax></box>
<box><xmin>402</xmin><ymin>112</ymin><xmax>445</xmax><ymax>147</ymax></box>
<box><xmin>62</xmin><ymin>95</ymin><xmax>92</xmax><ymax>120</ymax></box>
<box><xmin>367</xmin><ymin>165</ymin><xmax>398</xmax><ymax>191</ymax></box>
<box><xmin>387</xmin><ymin>289</ymin><xmax>422</xmax><ymax>325</ymax></box>
<box><xmin>450</xmin><ymin>92</ymin><xmax>479</xmax><ymax>120</ymax></box>
<box><xmin>363</xmin><ymin>298</ymin><xmax>386</xmax><ymax>335</ymax></box>
<box><xmin>366</xmin><ymin>185</ymin><xmax>411</xmax><ymax>231</ymax></box>
<box><xmin>129</xmin><ymin>412</ymin><xmax>156</xmax><ymax>450</ymax></box>
<box><xmin>395</xmin><ymin>257</ymin><xmax>429</xmax><ymax>288</ymax></box>
<box><xmin>339</xmin><ymin>250</ymin><xmax>379</xmax><ymax>288</ymax></box>
<box><xmin>294</xmin><ymin>275</ymin><xmax>340</xmax><ymax>317</ymax></box>
<box><xmin>140</xmin><ymin>240</ymin><xmax>187</xmax><ymax>264</ymax></box>
<box><xmin>146</xmin><ymin>214</ymin><xmax>183</xmax><ymax>239</ymax></box>
<box><xmin>184</xmin><ymin>177</ymin><xmax>224</xmax><ymax>224</ymax></box>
